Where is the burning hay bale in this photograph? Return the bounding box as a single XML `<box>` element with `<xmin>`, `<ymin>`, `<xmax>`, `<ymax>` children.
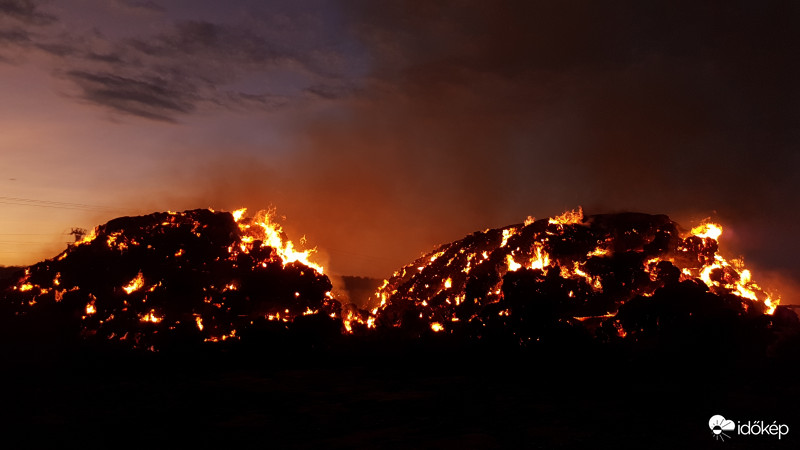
<box><xmin>0</xmin><ymin>208</ymin><xmax>340</xmax><ymax>350</ymax></box>
<box><xmin>1</xmin><ymin>206</ymin><xmax>794</xmax><ymax>355</ymax></box>
<box><xmin>372</xmin><ymin>208</ymin><xmax>789</xmax><ymax>348</ymax></box>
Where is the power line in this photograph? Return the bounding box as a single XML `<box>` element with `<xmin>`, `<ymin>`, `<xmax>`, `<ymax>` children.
<box><xmin>0</xmin><ymin>196</ymin><xmax>125</xmax><ymax>212</ymax></box>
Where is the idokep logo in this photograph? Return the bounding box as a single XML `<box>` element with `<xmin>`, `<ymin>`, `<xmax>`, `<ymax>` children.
<box><xmin>709</xmin><ymin>414</ymin><xmax>790</xmax><ymax>442</ymax></box>
<box><xmin>709</xmin><ymin>415</ymin><xmax>736</xmax><ymax>441</ymax></box>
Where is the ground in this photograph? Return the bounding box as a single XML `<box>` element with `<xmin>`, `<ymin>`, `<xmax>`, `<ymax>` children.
<box><xmin>1</xmin><ymin>337</ymin><xmax>798</xmax><ymax>449</ymax></box>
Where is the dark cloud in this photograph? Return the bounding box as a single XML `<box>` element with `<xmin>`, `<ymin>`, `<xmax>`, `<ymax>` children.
<box><xmin>128</xmin><ymin>21</ymin><xmax>273</xmax><ymax>62</ymax></box>
<box><xmin>66</xmin><ymin>70</ymin><xmax>196</xmax><ymax>122</ymax></box>
<box><xmin>44</xmin><ymin>16</ymin><xmax>355</xmax><ymax>120</ymax></box>
<box><xmin>115</xmin><ymin>0</ymin><xmax>164</xmax><ymax>14</ymax></box>
<box><xmin>1</xmin><ymin>2</ymin><xmax>358</xmax><ymax>120</ymax></box>
<box><xmin>35</xmin><ymin>42</ymin><xmax>77</xmax><ymax>57</ymax></box>
<box><xmin>0</xmin><ymin>0</ymin><xmax>55</xmax><ymax>25</ymax></box>
<box><xmin>0</xmin><ymin>28</ymin><xmax>29</xmax><ymax>45</ymax></box>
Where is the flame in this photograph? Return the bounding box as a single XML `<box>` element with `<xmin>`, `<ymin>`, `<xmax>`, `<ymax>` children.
<box><xmin>506</xmin><ymin>254</ymin><xmax>522</xmax><ymax>272</ymax></box>
<box><xmin>691</xmin><ymin>222</ymin><xmax>722</xmax><ymax>240</ymax></box>
<box><xmin>232</xmin><ymin>208</ymin><xmax>247</xmax><ymax>222</ymax></box>
<box><xmin>587</xmin><ymin>247</ymin><xmax>610</xmax><ymax>257</ymax></box>
<box><xmin>233</xmin><ymin>208</ymin><xmax>324</xmax><ymax>275</ymax></box>
<box><xmin>75</xmin><ymin>228</ymin><xmax>97</xmax><ymax>246</ymax></box>
<box><xmin>122</xmin><ymin>272</ymin><xmax>145</xmax><ymax>294</ymax></box>
<box><xmin>529</xmin><ymin>242</ymin><xmax>549</xmax><ymax>270</ymax></box>
<box><xmin>548</xmin><ymin>206</ymin><xmax>583</xmax><ymax>226</ymax></box>
<box><xmin>140</xmin><ymin>310</ymin><xmax>162</xmax><ymax>323</ymax></box>
<box><xmin>2</xmin><ymin>207</ymin><xmax>343</xmax><ymax>350</ymax></box>
<box><xmin>686</xmin><ymin>223</ymin><xmax>779</xmax><ymax>314</ymax></box>
<box><xmin>501</xmin><ymin>228</ymin><xmax>516</xmax><ymax>247</ymax></box>
<box><xmin>374</xmin><ymin>207</ymin><xmax>783</xmax><ymax>345</ymax></box>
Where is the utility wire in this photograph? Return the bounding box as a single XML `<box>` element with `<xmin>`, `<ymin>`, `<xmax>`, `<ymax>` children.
<box><xmin>0</xmin><ymin>196</ymin><xmax>125</xmax><ymax>212</ymax></box>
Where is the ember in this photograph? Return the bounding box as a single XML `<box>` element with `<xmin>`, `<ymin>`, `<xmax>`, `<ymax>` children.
<box><xmin>0</xmin><ymin>207</ymin><xmax>791</xmax><ymax>352</ymax></box>
<box><xmin>0</xmin><ymin>208</ymin><xmax>340</xmax><ymax>349</ymax></box>
<box><xmin>372</xmin><ymin>209</ymin><xmax>783</xmax><ymax>344</ymax></box>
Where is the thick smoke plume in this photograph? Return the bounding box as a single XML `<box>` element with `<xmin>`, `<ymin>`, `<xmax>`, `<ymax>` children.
<box><xmin>135</xmin><ymin>0</ymin><xmax>800</xmax><ymax>285</ymax></box>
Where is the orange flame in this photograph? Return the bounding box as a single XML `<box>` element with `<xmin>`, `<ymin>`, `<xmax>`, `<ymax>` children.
<box><xmin>233</xmin><ymin>208</ymin><xmax>324</xmax><ymax>274</ymax></box>
<box><xmin>122</xmin><ymin>271</ymin><xmax>145</xmax><ymax>294</ymax></box>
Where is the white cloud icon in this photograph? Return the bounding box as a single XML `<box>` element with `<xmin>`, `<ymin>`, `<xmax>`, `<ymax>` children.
<box><xmin>709</xmin><ymin>415</ymin><xmax>736</xmax><ymax>441</ymax></box>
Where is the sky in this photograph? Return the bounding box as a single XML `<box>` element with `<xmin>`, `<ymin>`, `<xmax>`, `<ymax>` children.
<box><xmin>1</xmin><ymin>0</ymin><xmax>799</xmax><ymax>297</ymax></box>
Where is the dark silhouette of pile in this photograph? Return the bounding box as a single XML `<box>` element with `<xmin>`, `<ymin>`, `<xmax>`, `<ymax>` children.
<box><xmin>375</xmin><ymin>211</ymin><xmax>791</xmax><ymax>349</ymax></box>
<box><xmin>0</xmin><ymin>209</ymin><xmax>339</xmax><ymax>350</ymax></box>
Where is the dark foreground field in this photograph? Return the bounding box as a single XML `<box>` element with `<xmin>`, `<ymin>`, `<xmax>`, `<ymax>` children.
<box><xmin>1</xmin><ymin>336</ymin><xmax>798</xmax><ymax>449</ymax></box>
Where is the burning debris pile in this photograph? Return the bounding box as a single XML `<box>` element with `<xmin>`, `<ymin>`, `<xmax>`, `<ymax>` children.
<box><xmin>0</xmin><ymin>208</ymin><xmax>340</xmax><ymax>350</ymax></box>
<box><xmin>373</xmin><ymin>208</ymin><xmax>790</xmax><ymax>347</ymax></box>
<box><xmin>1</xmin><ymin>206</ymin><xmax>795</xmax><ymax>353</ymax></box>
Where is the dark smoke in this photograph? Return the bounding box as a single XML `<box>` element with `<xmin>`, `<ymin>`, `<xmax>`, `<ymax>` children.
<box><xmin>142</xmin><ymin>1</ymin><xmax>799</xmax><ymax>287</ymax></box>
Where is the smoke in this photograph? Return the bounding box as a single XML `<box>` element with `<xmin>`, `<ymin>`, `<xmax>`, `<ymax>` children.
<box><xmin>125</xmin><ymin>0</ymin><xmax>799</xmax><ymax>291</ymax></box>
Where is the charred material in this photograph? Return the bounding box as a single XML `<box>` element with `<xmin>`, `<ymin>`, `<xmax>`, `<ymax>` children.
<box><xmin>0</xmin><ymin>209</ymin><xmax>339</xmax><ymax>350</ymax></box>
<box><xmin>374</xmin><ymin>209</ymin><xmax>786</xmax><ymax>347</ymax></box>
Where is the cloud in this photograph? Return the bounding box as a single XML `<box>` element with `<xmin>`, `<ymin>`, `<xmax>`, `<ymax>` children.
<box><xmin>66</xmin><ymin>70</ymin><xmax>197</xmax><ymax>122</ymax></box>
<box><xmin>3</xmin><ymin>4</ymin><xmax>360</xmax><ymax>121</ymax></box>
<box><xmin>0</xmin><ymin>0</ymin><xmax>56</xmax><ymax>25</ymax></box>
<box><xmin>0</xmin><ymin>28</ymin><xmax>29</xmax><ymax>45</ymax></box>
<box><xmin>114</xmin><ymin>0</ymin><xmax>164</xmax><ymax>14</ymax></box>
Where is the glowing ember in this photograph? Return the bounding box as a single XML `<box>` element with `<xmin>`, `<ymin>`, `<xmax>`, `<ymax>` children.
<box><xmin>374</xmin><ymin>209</ymin><xmax>782</xmax><ymax>342</ymax></box>
<box><xmin>122</xmin><ymin>272</ymin><xmax>145</xmax><ymax>294</ymax></box>
<box><xmin>1</xmin><ymin>208</ymin><xmax>338</xmax><ymax>350</ymax></box>
<box><xmin>140</xmin><ymin>310</ymin><xmax>162</xmax><ymax>323</ymax></box>
<box><xmin>0</xmin><ymin>206</ymin><xmax>786</xmax><ymax>350</ymax></box>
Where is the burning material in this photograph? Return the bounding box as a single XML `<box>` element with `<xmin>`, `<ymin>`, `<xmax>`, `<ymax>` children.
<box><xmin>122</xmin><ymin>272</ymin><xmax>144</xmax><ymax>294</ymax></box>
<box><xmin>1</xmin><ymin>208</ymin><xmax>340</xmax><ymax>349</ymax></box>
<box><xmin>373</xmin><ymin>209</ymin><xmax>783</xmax><ymax>344</ymax></box>
<box><xmin>0</xmin><ymin>206</ymin><xmax>790</xmax><ymax>351</ymax></box>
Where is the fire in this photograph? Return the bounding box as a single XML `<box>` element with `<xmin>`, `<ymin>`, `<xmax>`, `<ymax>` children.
<box><xmin>684</xmin><ymin>222</ymin><xmax>779</xmax><ymax>314</ymax></box>
<box><xmin>506</xmin><ymin>254</ymin><xmax>522</xmax><ymax>272</ymax></box>
<box><xmin>548</xmin><ymin>206</ymin><xmax>583</xmax><ymax>226</ymax></box>
<box><xmin>1</xmin><ymin>207</ymin><xmax>340</xmax><ymax>350</ymax></box>
<box><xmin>1</xmin><ymin>206</ymin><xmax>784</xmax><ymax>350</ymax></box>
<box><xmin>140</xmin><ymin>310</ymin><xmax>162</xmax><ymax>323</ymax></box>
<box><xmin>74</xmin><ymin>228</ymin><xmax>97</xmax><ymax>246</ymax></box>
<box><xmin>232</xmin><ymin>208</ymin><xmax>324</xmax><ymax>274</ymax></box>
<box><xmin>232</xmin><ymin>208</ymin><xmax>247</xmax><ymax>222</ymax></box>
<box><xmin>374</xmin><ymin>208</ymin><xmax>782</xmax><ymax>342</ymax></box>
<box><xmin>529</xmin><ymin>242</ymin><xmax>549</xmax><ymax>270</ymax></box>
<box><xmin>691</xmin><ymin>222</ymin><xmax>723</xmax><ymax>240</ymax></box>
<box><xmin>122</xmin><ymin>272</ymin><xmax>145</xmax><ymax>294</ymax></box>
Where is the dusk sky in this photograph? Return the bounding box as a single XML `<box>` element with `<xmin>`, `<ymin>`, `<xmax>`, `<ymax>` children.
<box><xmin>1</xmin><ymin>1</ymin><xmax>798</xmax><ymax>297</ymax></box>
